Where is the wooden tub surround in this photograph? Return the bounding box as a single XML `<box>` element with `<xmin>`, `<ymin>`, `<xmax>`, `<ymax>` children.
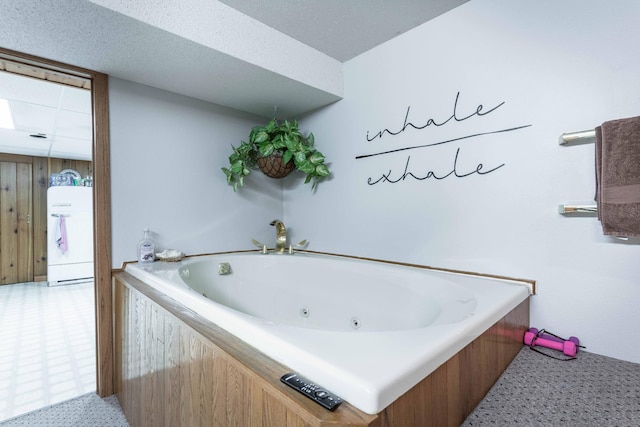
<box><xmin>114</xmin><ymin>271</ymin><xmax>529</xmax><ymax>427</ymax></box>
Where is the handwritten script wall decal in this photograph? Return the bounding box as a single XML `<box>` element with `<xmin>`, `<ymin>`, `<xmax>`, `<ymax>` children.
<box><xmin>356</xmin><ymin>92</ymin><xmax>531</xmax><ymax>185</ymax></box>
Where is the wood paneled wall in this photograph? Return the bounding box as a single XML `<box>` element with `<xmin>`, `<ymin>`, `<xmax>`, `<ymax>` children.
<box><xmin>0</xmin><ymin>153</ymin><xmax>92</xmax><ymax>284</ymax></box>
<box><xmin>0</xmin><ymin>155</ymin><xmax>32</xmax><ymax>284</ymax></box>
<box><xmin>114</xmin><ymin>271</ymin><xmax>529</xmax><ymax>427</ymax></box>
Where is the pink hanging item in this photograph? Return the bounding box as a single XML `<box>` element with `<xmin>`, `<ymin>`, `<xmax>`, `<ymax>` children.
<box><xmin>56</xmin><ymin>215</ymin><xmax>68</xmax><ymax>254</ymax></box>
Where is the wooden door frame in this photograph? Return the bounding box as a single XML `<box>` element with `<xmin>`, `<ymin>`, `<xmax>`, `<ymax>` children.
<box><xmin>0</xmin><ymin>47</ymin><xmax>113</xmax><ymax>396</ymax></box>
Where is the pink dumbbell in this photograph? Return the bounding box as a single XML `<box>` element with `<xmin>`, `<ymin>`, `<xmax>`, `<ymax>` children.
<box><xmin>524</xmin><ymin>328</ymin><xmax>580</xmax><ymax>357</ymax></box>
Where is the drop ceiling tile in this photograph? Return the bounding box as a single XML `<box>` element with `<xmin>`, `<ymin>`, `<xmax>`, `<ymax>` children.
<box><xmin>0</xmin><ymin>128</ymin><xmax>52</xmax><ymax>156</ymax></box>
<box><xmin>55</xmin><ymin>110</ymin><xmax>92</xmax><ymax>139</ymax></box>
<box><xmin>9</xmin><ymin>101</ymin><xmax>57</xmax><ymax>134</ymax></box>
<box><xmin>59</xmin><ymin>86</ymin><xmax>92</xmax><ymax>113</ymax></box>
<box><xmin>0</xmin><ymin>72</ymin><xmax>62</xmax><ymax>107</ymax></box>
<box><xmin>49</xmin><ymin>136</ymin><xmax>91</xmax><ymax>161</ymax></box>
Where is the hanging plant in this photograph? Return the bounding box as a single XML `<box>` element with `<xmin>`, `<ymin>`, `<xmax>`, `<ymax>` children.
<box><xmin>222</xmin><ymin>118</ymin><xmax>330</xmax><ymax>191</ymax></box>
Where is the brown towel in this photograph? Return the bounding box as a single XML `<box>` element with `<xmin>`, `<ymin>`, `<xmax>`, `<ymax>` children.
<box><xmin>595</xmin><ymin>116</ymin><xmax>640</xmax><ymax>237</ymax></box>
<box><xmin>595</xmin><ymin>126</ymin><xmax>602</xmax><ymax>221</ymax></box>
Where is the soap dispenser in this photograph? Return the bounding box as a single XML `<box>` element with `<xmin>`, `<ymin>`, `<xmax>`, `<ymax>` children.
<box><xmin>138</xmin><ymin>228</ymin><xmax>155</xmax><ymax>263</ymax></box>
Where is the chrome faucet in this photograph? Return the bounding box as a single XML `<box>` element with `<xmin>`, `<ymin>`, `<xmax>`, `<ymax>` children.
<box><xmin>270</xmin><ymin>219</ymin><xmax>287</xmax><ymax>254</ymax></box>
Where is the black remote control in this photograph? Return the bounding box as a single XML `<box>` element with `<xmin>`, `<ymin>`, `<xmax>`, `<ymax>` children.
<box><xmin>280</xmin><ymin>373</ymin><xmax>343</xmax><ymax>411</ymax></box>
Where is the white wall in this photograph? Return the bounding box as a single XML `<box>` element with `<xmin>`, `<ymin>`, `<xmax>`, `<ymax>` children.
<box><xmin>109</xmin><ymin>78</ymin><xmax>284</xmax><ymax>267</ymax></box>
<box><xmin>286</xmin><ymin>0</ymin><xmax>640</xmax><ymax>363</ymax></box>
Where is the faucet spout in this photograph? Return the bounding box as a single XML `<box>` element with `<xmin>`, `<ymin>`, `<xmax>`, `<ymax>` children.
<box><xmin>270</xmin><ymin>219</ymin><xmax>287</xmax><ymax>254</ymax></box>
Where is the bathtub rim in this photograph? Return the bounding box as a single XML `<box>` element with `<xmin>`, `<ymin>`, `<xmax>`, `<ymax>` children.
<box><xmin>119</xmin><ymin>250</ymin><xmax>534</xmax><ymax>414</ymax></box>
<box><xmin>117</xmin><ymin>249</ymin><xmax>536</xmax><ymax>296</ymax></box>
<box><xmin>114</xmin><ymin>270</ymin><xmax>530</xmax><ymax>425</ymax></box>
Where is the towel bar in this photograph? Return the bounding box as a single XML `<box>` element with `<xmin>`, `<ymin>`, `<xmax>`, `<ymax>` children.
<box><xmin>558</xmin><ymin>130</ymin><xmax>596</xmax><ymax>146</ymax></box>
<box><xmin>558</xmin><ymin>204</ymin><xmax>597</xmax><ymax>215</ymax></box>
<box><xmin>51</xmin><ymin>213</ymin><xmax>71</xmax><ymax>217</ymax></box>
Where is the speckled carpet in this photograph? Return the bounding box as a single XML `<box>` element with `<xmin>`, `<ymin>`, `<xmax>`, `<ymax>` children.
<box><xmin>2</xmin><ymin>346</ymin><xmax>638</xmax><ymax>426</ymax></box>
<box><xmin>462</xmin><ymin>346</ymin><xmax>640</xmax><ymax>426</ymax></box>
<box><xmin>0</xmin><ymin>393</ymin><xmax>128</xmax><ymax>426</ymax></box>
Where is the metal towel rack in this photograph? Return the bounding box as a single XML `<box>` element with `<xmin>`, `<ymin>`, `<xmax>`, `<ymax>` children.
<box><xmin>558</xmin><ymin>128</ymin><xmax>598</xmax><ymax>215</ymax></box>
<box><xmin>558</xmin><ymin>129</ymin><xmax>596</xmax><ymax>146</ymax></box>
<box><xmin>558</xmin><ymin>204</ymin><xmax>597</xmax><ymax>215</ymax></box>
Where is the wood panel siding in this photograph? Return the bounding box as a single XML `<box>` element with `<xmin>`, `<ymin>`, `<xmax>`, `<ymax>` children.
<box><xmin>0</xmin><ymin>153</ymin><xmax>91</xmax><ymax>284</ymax></box>
<box><xmin>0</xmin><ymin>157</ymin><xmax>32</xmax><ymax>284</ymax></box>
<box><xmin>1</xmin><ymin>160</ymin><xmax>19</xmax><ymax>284</ymax></box>
<box><xmin>114</xmin><ymin>271</ymin><xmax>530</xmax><ymax>427</ymax></box>
<box><xmin>15</xmin><ymin>161</ymin><xmax>32</xmax><ymax>283</ymax></box>
<box><xmin>32</xmin><ymin>157</ymin><xmax>48</xmax><ymax>280</ymax></box>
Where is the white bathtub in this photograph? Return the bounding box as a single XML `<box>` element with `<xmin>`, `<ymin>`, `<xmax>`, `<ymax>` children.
<box><xmin>124</xmin><ymin>251</ymin><xmax>532</xmax><ymax>414</ymax></box>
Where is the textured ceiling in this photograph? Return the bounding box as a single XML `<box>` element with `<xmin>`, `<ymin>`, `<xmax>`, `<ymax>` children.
<box><xmin>218</xmin><ymin>0</ymin><xmax>469</xmax><ymax>62</ymax></box>
<box><xmin>0</xmin><ymin>0</ymin><xmax>468</xmax><ymax>158</ymax></box>
<box><xmin>0</xmin><ymin>0</ymin><xmax>468</xmax><ymax>118</ymax></box>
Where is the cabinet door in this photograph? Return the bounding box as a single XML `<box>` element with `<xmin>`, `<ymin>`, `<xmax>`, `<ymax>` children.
<box><xmin>0</xmin><ymin>160</ymin><xmax>33</xmax><ymax>285</ymax></box>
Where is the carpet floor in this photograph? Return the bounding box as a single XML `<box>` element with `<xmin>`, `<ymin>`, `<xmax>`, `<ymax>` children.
<box><xmin>462</xmin><ymin>346</ymin><xmax>640</xmax><ymax>426</ymax></box>
<box><xmin>2</xmin><ymin>346</ymin><xmax>638</xmax><ymax>426</ymax></box>
<box><xmin>0</xmin><ymin>393</ymin><xmax>128</xmax><ymax>426</ymax></box>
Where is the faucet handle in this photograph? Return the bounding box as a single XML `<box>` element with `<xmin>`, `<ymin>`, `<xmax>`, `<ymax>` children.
<box><xmin>288</xmin><ymin>239</ymin><xmax>308</xmax><ymax>254</ymax></box>
<box><xmin>252</xmin><ymin>239</ymin><xmax>270</xmax><ymax>254</ymax></box>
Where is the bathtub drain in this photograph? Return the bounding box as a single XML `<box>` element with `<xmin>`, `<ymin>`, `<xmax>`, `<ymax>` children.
<box><xmin>351</xmin><ymin>317</ymin><xmax>361</xmax><ymax>330</ymax></box>
<box><xmin>300</xmin><ymin>307</ymin><xmax>310</xmax><ymax>318</ymax></box>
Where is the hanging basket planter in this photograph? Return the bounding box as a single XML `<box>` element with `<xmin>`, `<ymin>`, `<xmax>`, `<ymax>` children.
<box><xmin>222</xmin><ymin>118</ymin><xmax>330</xmax><ymax>192</ymax></box>
<box><xmin>256</xmin><ymin>152</ymin><xmax>295</xmax><ymax>178</ymax></box>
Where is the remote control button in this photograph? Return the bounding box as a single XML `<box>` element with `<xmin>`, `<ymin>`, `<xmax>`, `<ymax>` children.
<box><xmin>280</xmin><ymin>373</ymin><xmax>343</xmax><ymax>411</ymax></box>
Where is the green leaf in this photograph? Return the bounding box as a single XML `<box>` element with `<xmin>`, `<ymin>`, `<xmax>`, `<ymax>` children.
<box><xmin>259</xmin><ymin>143</ymin><xmax>275</xmax><ymax>157</ymax></box>
<box><xmin>265</xmin><ymin>119</ymin><xmax>277</xmax><ymax>132</ymax></box>
<box><xmin>230</xmin><ymin>160</ymin><xmax>244</xmax><ymax>174</ymax></box>
<box><xmin>298</xmin><ymin>161</ymin><xmax>315</xmax><ymax>174</ymax></box>
<box><xmin>284</xmin><ymin>136</ymin><xmax>297</xmax><ymax>151</ymax></box>
<box><xmin>315</xmin><ymin>164</ymin><xmax>330</xmax><ymax>177</ymax></box>
<box><xmin>294</xmin><ymin>151</ymin><xmax>307</xmax><ymax>164</ymax></box>
<box><xmin>222</xmin><ymin>168</ymin><xmax>232</xmax><ymax>183</ymax></box>
<box><xmin>283</xmin><ymin>150</ymin><xmax>293</xmax><ymax>164</ymax></box>
<box><xmin>253</xmin><ymin>130</ymin><xmax>269</xmax><ymax>143</ymax></box>
<box><xmin>272</xmin><ymin>134</ymin><xmax>286</xmax><ymax>149</ymax></box>
<box><xmin>309</xmin><ymin>151</ymin><xmax>325</xmax><ymax>165</ymax></box>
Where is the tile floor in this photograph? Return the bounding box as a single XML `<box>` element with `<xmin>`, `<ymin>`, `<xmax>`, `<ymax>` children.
<box><xmin>0</xmin><ymin>281</ymin><xmax>96</xmax><ymax>423</ymax></box>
